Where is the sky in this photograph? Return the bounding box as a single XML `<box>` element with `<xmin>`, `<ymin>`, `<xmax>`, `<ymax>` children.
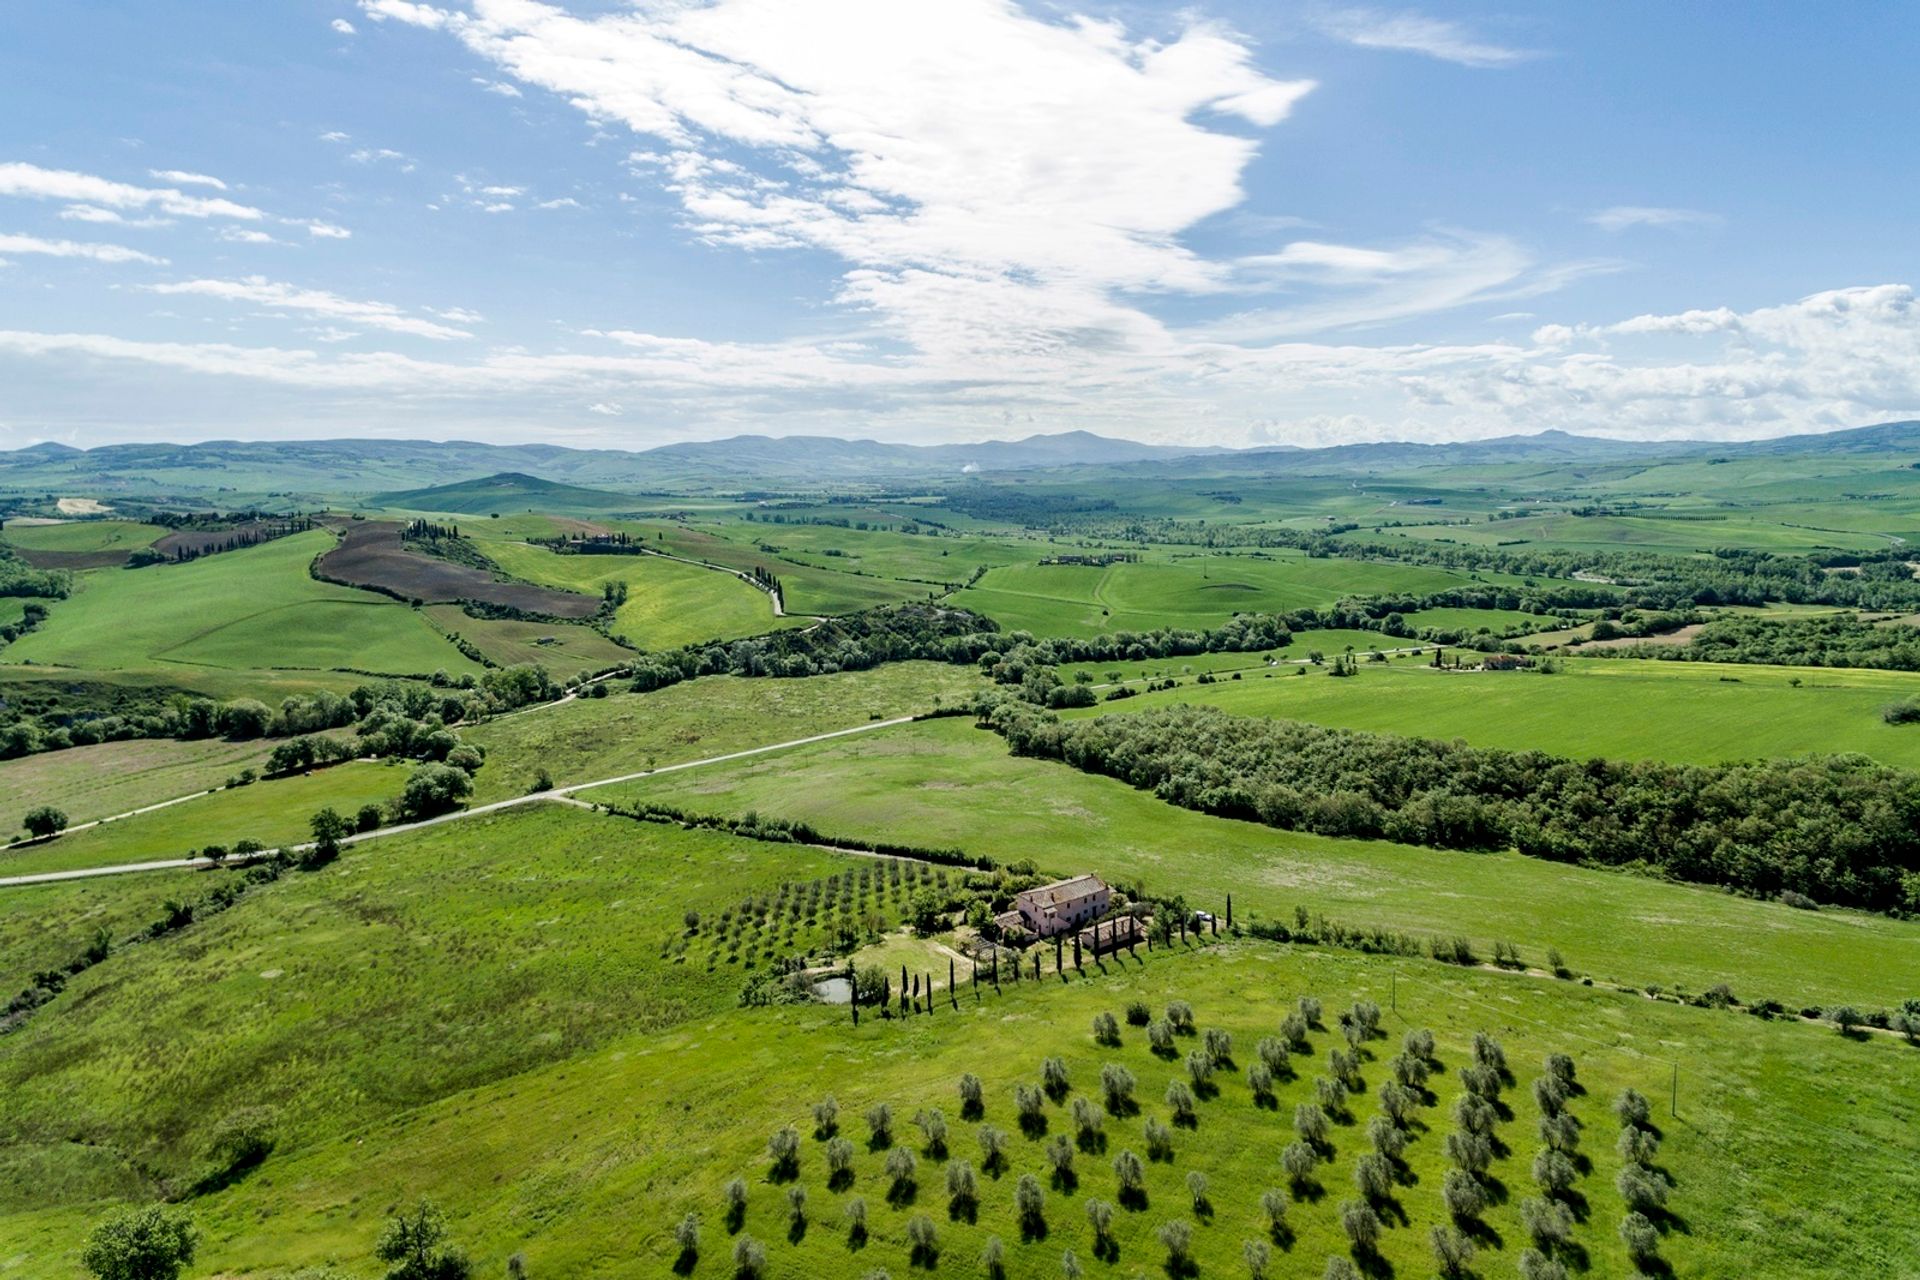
<box><xmin>1</xmin><ymin>1</ymin><xmax>1917</xmax><ymax>451</ymax></box>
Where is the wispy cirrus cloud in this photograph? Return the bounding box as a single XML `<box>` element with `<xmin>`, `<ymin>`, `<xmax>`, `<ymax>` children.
<box><xmin>143</xmin><ymin>275</ymin><xmax>474</xmax><ymax>340</ymax></box>
<box><xmin>148</xmin><ymin>168</ymin><xmax>227</xmax><ymax>190</ymax></box>
<box><xmin>0</xmin><ymin>232</ymin><xmax>167</xmax><ymax>265</ymax></box>
<box><xmin>1586</xmin><ymin>205</ymin><xmax>1724</xmax><ymax>233</ymax></box>
<box><xmin>1308</xmin><ymin>7</ymin><xmax>1538</xmax><ymax>68</ymax></box>
<box><xmin>0</xmin><ymin>162</ymin><xmax>264</xmax><ymax>220</ymax></box>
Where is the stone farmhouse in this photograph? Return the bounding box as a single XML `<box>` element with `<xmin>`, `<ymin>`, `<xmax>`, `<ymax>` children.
<box><xmin>995</xmin><ymin>874</ymin><xmax>1111</xmax><ymax>939</ymax></box>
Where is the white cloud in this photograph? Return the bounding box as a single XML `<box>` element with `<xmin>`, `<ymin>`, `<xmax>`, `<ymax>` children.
<box><xmin>1586</xmin><ymin>205</ymin><xmax>1724</xmax><ymax>233</ymax></box>
<box><xmin>536</xmin><ymin>196</ymin><xmax>581</xmax><ymax>210</ymax></box>
<box><xmin>0</xmin><ymin>162</ymin><xmax>265</xmax><ymax>220</ymax></box>
<box><xmin>587</xmin><ymin>401</ymin><xmax>623</xmax><ymax>415</ymax></box>
<box><xmin>58</xmin><ymin>204</ymin><xmax>173</xmax><ymax>228</ymax></box>
<box><xmin>0</xmin><ymin>232</ymin><xmax>166</xmax><ymax>265</ymax></box>
<box><xmin>472</xmin><ymin>77</ymin><xmax>522</xmax><ymax>97</ymax></box>
<box><xmin>332</xmin><ymin>18</ymin><xmax>357</xmax><ymax>34</ymax></box>
<box><xmin>148</xmin><ymin>168</ymin><xmax>227</xmax><ymax>190</ymax></box>
<box><xmin>320</xmin><ymin>131</ymin><xmax>352</xmax><ymax>143</ymax></box>
<box><xmin>1309</xmin><ymin>8</ymin><xmax>1537</xmax><ymax>68</ymax></box>
<box><xmin>219</xmin><ymin>227</ymin><xmax>284</xmax><ymax>245</ymax></box>
<box><xmin>348</xmin><ymin>147</ymin><xmax>415</xmax><ymax>172</ymax></box>
<box><xmin>305</xmin><ymin>221</ymin><xmax>352</xmax><ymax>238</ymax></box>
<box><xmin>144</xmin><ymin>275</ymin><xmax>475</xmax><ymax>340</ymax></box>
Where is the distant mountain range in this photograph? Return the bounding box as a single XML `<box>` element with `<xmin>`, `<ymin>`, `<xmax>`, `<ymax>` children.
<box><xmin>3</xmin><ymin>421</ymin><xmax>1917</xmax><ymax>503</ymax></box>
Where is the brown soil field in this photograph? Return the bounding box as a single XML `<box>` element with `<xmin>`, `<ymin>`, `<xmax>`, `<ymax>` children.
<box><xmin>314</xmin><ymin>520</ymin><xmax>600</xmax><ymax>617</ymax></box>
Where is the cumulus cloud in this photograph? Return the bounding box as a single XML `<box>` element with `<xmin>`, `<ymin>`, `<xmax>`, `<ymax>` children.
<box><xmin>0</xmin><ymin>232</ymin><xmax>166</xmax><ymax>265</ymax></box>
<box><xmin>332</xmin><ymin>18</ymin><xmax>357</xmax><ymax>34</ymax></box>
<box><xmin>1587</xmin><ymin>205</ymin><xmax>1724</xmax><ymax>233</ymax></box>
<box><xmin>305</xmin><ymin>221</ymin><xmax>352</xmax><ymax>238</ymax></box>
<box><xmin>143</xmin><ymin>275</ymin><xmax>475</xmax><ymax>340</ymax></box>
<box><xmin>1309</xmin><ymin>7</ymin><xmax>1538</xmax><ymax>68</ymax></box>
<box><xmin>149</xmin><ymin>168</ymin><xmax>227</xmax><ymax>190</ymax></box>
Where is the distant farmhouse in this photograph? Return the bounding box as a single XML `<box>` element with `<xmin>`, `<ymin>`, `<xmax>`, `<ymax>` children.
<box><xmin>997</xmin><ymin>874</ymin><xmax>1111</xmax><ymax>939</ymax></box>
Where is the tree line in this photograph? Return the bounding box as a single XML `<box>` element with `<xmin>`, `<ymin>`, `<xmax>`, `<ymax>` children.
<box><xmin>982</xmin><ymin>698</ymin><xmax>1920</xmax><ymax>915</ymax></box>
<box><xmin>1591</xmin><ymin>611</ymin><xmax>1920</xmax><ymax>671</ymax></box>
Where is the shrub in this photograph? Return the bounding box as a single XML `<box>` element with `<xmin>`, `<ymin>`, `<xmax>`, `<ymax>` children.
<box><xmin>1144</xmin><ymin>1116</ymin><xmax>1176</xmax><ymax>1160</ymax></box>
<box><xmin>1156</xmin><ymin>1218</ymin><xmax>1194</xmax><ymax>1266</ymax></box>
<box><xmin>1186</xmin><ymin>1050</ymin><xmax>1214</xmax><ymax>1091</ymax></box>
<box><xmin>1619</xmin><ymin>1211</ymin><xmax>1661</xmax><ymax>1265</ymax></box>
<box><xmin>1259</xmin><ymin>1188</ymin><xmax>1288</xmax><ymax>1232</ymax></box>
<box><xmin>1085</xmin><ymin>1197</ymin><xmax>1115</xmax><ymax>1241</ymax></box>
<box><xmin>1243</xmin><ymin>1237</ymin><xmax>1271</xmax><ymax>1280</ymax></box>
<box><xmin>946</xmin><ymin>1159</ymin><xmax>978</xmax><ymax>1216</ymax></box>
<box><xmin>1100</xmin><ymin>1063</ymin><xmax>1136</xmax><ymax>1114</ymax></box>
<box><xmin>866</xmin><ymin>1103</ymin><xmax>894</xmax><ymax>1148</ymax></box>
<box><xmin>1112</xmin><ymin>1148</ymin><xmax>1145</xmax><ymax>1198</ymax></box>
<box><xmin>1441</xmin><ymin>1168</ymin><xmax>1486</xmax><ymax>1219</ymax></box>
<box><xmin>1297</xmin><ymin>995</ymin><xmax>1322</xmax><ymax>1027</ymax></box>
<box><xmin>1339</xmin><ymin>1199</ymin><xmax>1381</xmax><ymax>1252</ymax></box>
<box><xmin>1016</xmin><ymin>1173</ymin><xmax>1047</xmax><ymax>1233</ymax></box>
<box><xmin>730</xmin><ymin>1235</ymin><xmax>766</xmax><ymax>1280</ymax></box>
<box><xmin>1247</xmin><ymin>1064</ymin><xmax>1274</xmax><ymax>1102</ymax></box>
<box><xmin>767</xmin><ymin>1126</ymin><xmax>800</xmax><ymax>1178</ymax></box>
<box><xmin>958</xmin><ymin>1073</ymin><xmax>984</xmax><ymax>1119</ymax></box>
<box><xmin>1280</xmin><ymin>1141</ymin><xmax>1318</xmax><ymax>1185</ymax></box>
<box><xmin>81</xmin><ymin>1205</ymin><xmax>199</xmax><ymax>1280</ymax></box>
<box><xmin>977</xmin><ymin>1125</ymin><xmax>1008</xmax><ymax>1174</ymax></box>
<box><xmin>1366</xmin><ymin>1113</ymin><xmax>1407</xmax><ymax>1160</ymax></box>
<box><xmin>1520</xmin><ymin>1196</ymin><xmax>1573</xmax><ymax>1249</ymax></box>
<box><xmin>1614</xmin><ymin>1088</ymin><xmax>1652</xmax><ymax>1129</ymax></box>
<box><xmin>813</xmin><ymin>1095</ymin><xmax>839</xmax><ymax>1137</ymax></box>
<box><xmin>1092</xmin><ymin>1011</ymin><xmax>1121</xmax><ymax>1047</ymax></box>
<box><xmin>1293</xmin><ymin>1102</ymin><xmax>1329</xmax><ymax>1147</ymax></box>
<box><xmin>1616</xmin><ymin>1163</ymin><xmax>1669</xmax><ymax>1213</ymax></box>
<box><xmin>1185</xmin><ymin>1169</ymin><xmax>1210</xmax><ymax>1214</ymax></box>
<box><xmin>1352</xmin><ymin>1152</ymin><xmax>1392</xmax><ymax>1202</ymax></box>
<box><xmin>723</xmin><ymin>1176</ymin><xmax>748</xmax><ymax>1225</ymax></box>
<box><xmin>1125</xmin><ymin>1000</ymin><xmax>1152</xmax><ymax>1026</ymax></box>
<box><xmin>1071</xmin><ymin>1096</ymin><xmax>1103</xmax><ymax>1149</ymax></box>
<box><xmin>906</xmin><ymin>1215</ymin><xmax>938</xmax><ymax>1266</ymax></box>
<box><xmin>885</xmin><ymin>1146</ymin><xmax>917</xmax><ymax>1202</ymax></box>
<box><xmin>375</xmin><ymin>1200</ymin><xmax>470</xmax><ymax>1280</ymax></box>
<box><xmin>1828</xmin><ymin>1004</ymin><xmax>1865</xmax><ymax>1035</ymax></box>
<box><xmin>1430</xmin><ymin>1223</ymin><xmax>1475</xmax><ymax>1279</ymax></box>
<box><xmin>1203</xmin><ymin>1026</ymin><xmax>1233</xmax><ymax>1066</ymax></box>
<box><xmin>22</xmin><ymin>805</ymin><xmax>70</xmax><ymax>841</ymax></box>
<box><xmin>1166</xmin><ymin>1000</ymin><xmax>1196</xmax><ymax>1034</ymax></box>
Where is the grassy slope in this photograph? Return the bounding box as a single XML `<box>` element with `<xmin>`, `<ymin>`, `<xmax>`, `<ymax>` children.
<box><xmin>1065</xmin><ymin>657</ymin><xmax>1920</xmax><ymax>768</ymax></box>
<box><xmin>0</xmin><ymin>875</ymin><xmax>192</xmax><ymax>998</ymax></box>
<box><xmin>0</xmin><ymin>521</ymin><xmax>164</xmax><ymax>553</ymax></box>
<box><xmin>597</xmin><ymin>716</ymin><xmax>1920</xmax><ymax>1009</ymax></box>
<box><xmin>0</xmin><ymin>737</ymin><xmax>306</xmax><ymax>830</ymax></box>
<box><xmin>0</xmin><ymin>761</ymin><xmax>407</xmax><ymax>879</ymax></box>
<box><xmin>2</xmin><ymin>531</ymin><xmax>480</xmax><ymax>679</ymax></box>
<box><xmin>952</xmin><ymin>555</ymin><xmax>1474</xmax><ymax>637</ymax></box>
<box><xmin>423</xmin><ymin>606</ymin><xmax>633</xmax><ymax>673</ymax></box>
<box><xmin>615</xmin><ymin>522</ymin><xmax>928</xmax><ymax>616</ymax></box>
<box><xmin>4</xmin><ymin>923</ymin><xmax>1910</xmax><ymax>1279</ymax></box>
<box><xmin>477</xmin><ymin>540</ymin><xmax>795</xmax><ymax>649</ymax></box>
<box><xmin>465</xmin><ymin>662</ymin><xmax>986</xmax><ymax>802</ymax></box>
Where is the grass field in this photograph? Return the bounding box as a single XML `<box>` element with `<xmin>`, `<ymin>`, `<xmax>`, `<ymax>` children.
<box><xmin>423</xmin><ymin>605</ymin><xmax>633</xmax><ymax>672</ymax></box>
<box><xmin>596</xmin><ymin>715</ymin><xmax>1920</xmax><ymax>1010</ymax></box>
<box><xmin>0</xmin><ymin>736</ymin><xmax>324</xmax><ymax>830</ymax></box>
<box><xmin>466</xmin><ymin>661</ymin><xmax>986</xmax><ymax>802</ymax></box>
<box><xmin>2</xmin><ymin>531</ymin><xmax>482</xmax><ymax>680</ymax></box>
<box><xmin>603</xmin><ymin>521</ymin><xmax>933</xmax><ymax>616</ymax></box>
<box><xmin>0</xmin><ymin>520</ymin><xmax>164</xmax><ymax>554</ymax></box>
<box><xmin>951</xmin><ymin>554</ymin><xmax>1476</xmax><ymax>637</ymax></box>
<box><xmin>1</xmin><ymin>841</ymin><xmax>1908</xmax><ymax>1279</ymax></box>
<box><xmin>0</xmin><ymin>760</ymin><xmax>407</xmax><ymax>877</ymax></box>
<box><xmin>1066</xmin><ymin>657</ymin><xmax>1920</xmax><ymax>768</ymax></box>
<box><xmin>476</xmin><ymin>540</ymin><xmax>799</xmax><ymax>649</ymax></box>
<box><xmin>1364</xmin><ymin>512</ymin><xmax>1890</xmax><ymax>557</ymax></box>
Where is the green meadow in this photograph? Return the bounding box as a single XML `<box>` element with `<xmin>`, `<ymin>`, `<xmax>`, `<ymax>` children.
<box><xmin>0</xmin><ymin>804</ymin><xmax>1908</xmax><ymax>1280</ymax></box>
<box><xmin>0</xmin><ymin>761</ymin><xmax>407</xmax><ymax>877</ymax></box>
<box><xmin>423</xmin><ymin>606</ymin><xmax>633</xmax><ymax>673</ymax></box>
<box><xmin>0</xmin><ymin>520</ymin><xmax>165</xmax><ymax>554</ymax></box>
<box><xmin>951</xmin><ymin>554</ymin><xmax>1474</xmax><ymax>637</ymax></box>
<box><xmin>0</xmin><ymin>735</ymin><xmax>317</xmax><ymax>830</ymax></box>
<box><xmin>1068</xmin><ymin>657</ymin><xmax>1920</xmax><ymax>768</ymax></box>
<box><xmin>2</xmin><ymin>531</ymin><xmax>479</xmax><ymax>680</ymax></box>
<box><xmin>474</xmin><ymin>539</ymin><xmax>801</xmax><ymax>649</ymax></box>
<box><xmin>597</xmin><ymin>714</ymin><xmax>1920</xmax><ymax>1010</ymax></box>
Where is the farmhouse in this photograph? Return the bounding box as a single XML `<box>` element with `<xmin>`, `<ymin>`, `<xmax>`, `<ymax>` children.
<box><xmin>996</xmin><ymin>874</ymin><xmax>1111</xmax><ymax>939</ymax></box>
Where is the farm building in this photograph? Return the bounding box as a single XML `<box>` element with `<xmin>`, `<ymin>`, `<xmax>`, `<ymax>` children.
<box><xmin>996</xmin><ymin>874</ymin><xmax>1111</xmax><ymax>939</ymax></box>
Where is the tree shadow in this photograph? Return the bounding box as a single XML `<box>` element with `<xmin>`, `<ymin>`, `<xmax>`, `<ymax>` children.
<box><xmin>1076</xmin><ymin>1131</ymin><xmax>1108</xmax><ymax>1156</ymax></box>
<box><xmin>1371</xmin><ymin>1194</ymin><xmax>1409</xmax><ymax>1227</ymax></box>
<box><xmin>1192</xmin><ymin>1080</ymin><xmax>1219</xmax><ymax>1102</ymax></box>
<box><xmin>983</xmin><ymin>1150</ymin><xmax>1009</xmax><ymax>1179</ymax></box>
<box><xmin>847</xmin><ymin>1224</ymin><xmax>867</xmax><ymax>1251</ymax></box>
<box><xmin>1355</xmin><ymin>1247</ymin><xmax>1395</xmax><ymax>1280</ymax></box>
<box><xmin>1252</xmin><ymin>1091</ymin><xmax>1279</xmax><ymax>1111</ymax></box>
<box><xmin>725</xmin><ymin>1203</ymin><xmax>745</xmax><ymax>1235</ymax></box>
<box><xmin>1118</xmin><ymin>1185</ymin><xmax>1149</xmax><ymax>1212</ymax></box>
<box><xmin>1045</xmin><ymin>1080</ymin><xmax>1071</xmax><ymax>1104</ymax></box>
<box><xmin>909</xmin><ymin>1240</ymin><xmax>941</xmax><ymax>1270</ymax></box>
<box><xmin>948</xmin><ymin>1197</ymin><xmax>978</xmax><ymax>1225</ymax></box>
<box><xmin>1482</xmin><ymin>1174</ymin><xmax>1510</xmax><ymax>1206</ymax></box>
<box><xmin>828</xmin><ymin>1168</ymin><xmax>854</xmax><ymax>1193</ymax></box>
<box><xmin>1171</xmin><ymin>1112</ymin><xmax>1199</xmax><ymax>1132</ymax></box>
<box><xmin>1289</xmin><ymin>1177</ymin><xmax>1326</xmax><ymax>1204</ymax></box>
<box><xmin>1019</xmin><ymin>1113</ymin><xmax>1049</xmax><ymax>1139</ymax></box>
<box><xmin>672</xmin><ymin>1248</ymin><xmax>697</xmax><ymax>1276</ymax></box>
<box><xmin>960</xmin><ymin>1100</ymin><xmax>984</xmax><ymax>1122</ymax></box>
<box><xmin>886</xmin><ymin>1180</ymin><xmax>918</xmax><ymax>1209</ymax></box>
<box><xmin>1455</xmin><ymin>1215</ymin><xmax>1501</xmax><ymax>1250</ymax></box>
<box><xmin>787</xmin><ymin>1218</ymin><xmax>808</xmax><ymax>1245</ymax></box>
<box><xmin>1093</xmin><ymin>1235</ymin><xmax>1121</xmax><ymax>1264</ymax></box>
<box><xmin>867</xmin><ymin>1132</ymin><xmax>893</xmax><ymax>1154</ymax></box>
<box><xmin>769</xmin><ymin>1157</ymin><xmax>799</xmax><ymax>1184</ymax></box>
<box><xmin>1163</xmin><ymin>1255</ymin><xmax>1200</xmax><ymax>1279</ymax></box>
<box><xmin>1021</xmin><ymin>1215</ymin><xmax>1049</xmax><ymax>1244</ymax></box>
<box><xmin>1558</xmin><ymin>1188</ymin><xmax>1590</xmax><ymax>1223</ymax></box>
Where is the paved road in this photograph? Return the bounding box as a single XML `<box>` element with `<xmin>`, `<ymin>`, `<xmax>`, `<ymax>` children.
<box><xmin>0</xmin><ymin>715</ymin><xmax>918</xmax><ymax>887</ymax></box>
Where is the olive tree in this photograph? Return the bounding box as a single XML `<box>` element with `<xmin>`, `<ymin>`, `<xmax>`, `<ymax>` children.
<box><xmin>1338</xmin><ymin>1199</ymin><xmax>1381</xmax><ymax>1253</ymax></box>
<box><xmin>731</xmin><ymin>1235</ymin><xmax>767</xmax><ymax>1280</ymax></box>
<box><xmin>1441</xmin><ymin>1168</ymin><xmax>1486</xmax><ymax>1220</ymax></box>
<box><xmin>80</xmin><ymin>1205</ymin><xmax>198</xmax><ymax>1280</ymax></box>
<box><xmin>865</xmin><ymin>1102</ymin><xmax>894</xmax><ymax>1149</ymax></box>
<box><xmin>1100</xmin><ymin>1063</ymin><xmax>1136</xmax><ymax>1115</ymax></box>
<box><xmin>958</xmin><ymin>1073</ymin><xmax>985</xmax><ymax>1120</ymax></box>
<box><xmin>1430</xmin><ymin>1224</ymin><xmax>1475</xmax><ymax>1278</ymax></box>
<box><xmin>1157</xmin><ymin>1218</ymin><xmax>1194</xmax><ymax>1268</ymax></box>
<box><xmin>1293</xmin><ymin>1102</ymin><xmax>1329</xmax><ymax>1147</ymax></box>
<box><xmin>1015</xmin><ymin>1173</ymin><xmax>1047</xmax><ymax>1236</ymax></box>
<box><xmin>812</xmin><ymin>1095</ymin><xmax>839</xmax><ymax>1137</ymax></box>
<box><xmin>1166</xmin><ymin>1079</ymin><xmax>1198</xmax><ymax>1126</ymax></box>
<box><xmin>767</xmin><ymin>1126</ymin><xmax>801</xmax><ymax>1179</ymax></box>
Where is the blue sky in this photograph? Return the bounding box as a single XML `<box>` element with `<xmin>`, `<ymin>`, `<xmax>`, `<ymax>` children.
<box><xmin>1</xmin><ymin>0</ymin><xmax>1916</xmax><ymax>449</ymax></box>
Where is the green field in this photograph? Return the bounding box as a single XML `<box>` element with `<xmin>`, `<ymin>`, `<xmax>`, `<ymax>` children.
<box><xmin>610</xmin><ymin>521</ymin><xmax>933</xmax><ymax>616</ymax></box>
<box><xmin>466</xmin><ymin>661</ymin><xmax>986</xmax><ymax>802</ymax></box>
<box><xmin>0</xmin><ymin>735</ymin><xmax>325</xmax><ymax>830</ymax></box>
<box><xmin>0</xmin><ymin>761</ymin><xmax>407</xmax><ymax>878</ymax></box>
<box><xmin>1365</xmin><ymin>512</ymin><xmax>1891</xmax><ymax>557</ymax></box>
<box><xmin>951</xmin><ymin>554</ymin><xmax>1476</xmax><ymax>637</ymax></box>
<box><xmin>598</xmin><ymin>715</ymin><xmax>1920</xmax><ymax>1010</ymax></box>
<box><xmin>2</xmin><ymin>531</ymin><xmax>481</xmax><ymax>680</ymax></box>
<box><xmin>0</xmin><ymin>802</ymin><xmax>1907</xmax><ymax>1278</ymax></box>
<box><xmin>1067</xmin><ymin>657</ymin><xmax>1920</xmax><ymax>768</ymax></box>
<box><xmin>0</xmin><ymin>520</ymin><xmax>164</xmax><ymax>554</ymax></box>
<box><xmin>476</xmin><ymin>539</ymin><xmax>799</xmax><ymax>649</ymax></box>
<box><xmin>424</xmin><ymin>605</ymin><xmax>634</xmax><ymax>672</ymax></box>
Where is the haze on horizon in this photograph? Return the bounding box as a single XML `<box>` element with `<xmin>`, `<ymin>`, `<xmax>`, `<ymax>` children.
<box><xmin>0</xmin><ymin>1</ymin><xmax>1915</xmax><ymax>452</ymax></box>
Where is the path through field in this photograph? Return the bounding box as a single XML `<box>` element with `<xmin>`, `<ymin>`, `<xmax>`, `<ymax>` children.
<box><xmin>0</xmin><ymin>715</ymin><xmax>918</xmax><ymax>886</ymax></box>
